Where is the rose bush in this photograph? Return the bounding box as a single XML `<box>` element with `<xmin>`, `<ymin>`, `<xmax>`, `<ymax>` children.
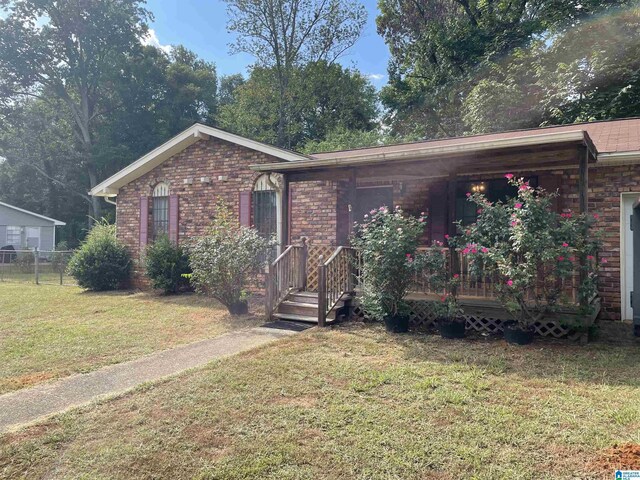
<box><xmin>351</xmin><ymin>206</ymin><xmax>426</xmax><ymax>321</ymax></box>
<box><xmin>451</xmin><ymin>175</ymin><xmax>602</xmax><ymax>330</ymax></box>
<box><xmin>415</xmin><ymin>242</ymin><xmax>463</xmax><ymax>322</ymax></box>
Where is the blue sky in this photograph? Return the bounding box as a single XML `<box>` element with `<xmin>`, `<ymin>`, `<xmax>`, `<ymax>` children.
<box><xmin>144</xmin><ymin>0</ymin><xmax>391</xmax><ymax>88</ymax></box>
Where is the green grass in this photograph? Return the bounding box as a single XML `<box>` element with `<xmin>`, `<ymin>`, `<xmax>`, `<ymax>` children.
<box><xmin>0</xmin><ymin>284</ymin><xmax>263</xmax><ymax>394</ymax></box>
<box><xmin>1</xmin><ymin>323</ymin><xmax>639</xmax><ymax>479</ymax></box>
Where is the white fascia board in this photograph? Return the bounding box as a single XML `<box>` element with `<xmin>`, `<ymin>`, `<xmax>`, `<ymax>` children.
<box><xmin>251</xmin><ymin>130</ymin><xmax>590</xmax><ymax>172</ymax></box>
<box><xmin>0</xmin><ymin>201</ymin><xmax>66</xmax><ymax>226</ymax></box>
<box><xmin>90</xmin><ymin>124</ymin><xmax>308</xmax><ymax>197</ymax></box>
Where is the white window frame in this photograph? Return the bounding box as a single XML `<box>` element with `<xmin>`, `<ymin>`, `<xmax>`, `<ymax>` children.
<box><xmin>6</xmin><ymin>226</ymin><xmax>22</xmax><ymax>247</ymax></box>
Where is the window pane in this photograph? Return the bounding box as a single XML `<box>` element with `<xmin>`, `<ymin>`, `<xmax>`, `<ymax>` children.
<box><xmin>6</xmin><ymin>226</ymin><xmax>21</xmax><ymax>247</ymax></box>
<box><xmin>152</xmin><ymin>196</ymin><xmax>169</xmax><ymax>240</ymax></box>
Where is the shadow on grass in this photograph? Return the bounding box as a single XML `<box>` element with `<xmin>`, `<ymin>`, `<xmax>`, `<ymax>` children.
<box><xmin>337</xmin><ymin>321</ymin><xmax>640</xmax><ymax>388</ymax></box>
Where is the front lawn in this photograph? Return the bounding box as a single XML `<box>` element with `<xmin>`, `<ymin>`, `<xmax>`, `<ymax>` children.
<box><xmin>0</xmin><ymin>284</ymin><xmax>263</xmax><ymax>394</ymax></box>
<box><xmin>1</xmin><ymin>323</ymin><xmax>639</xmax><ymax>479</ymax></box>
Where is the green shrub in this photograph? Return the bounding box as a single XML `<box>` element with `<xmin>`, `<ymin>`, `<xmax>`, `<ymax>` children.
<box><xmin>186</xmin><ymin>200</ymin><xmax>272</xmax><ymax>314</ymax></box>
<box><xmin>67</xmin><ymin>220</ymin><xmax>131</xmax><ymax>291</ymax></box>
<box><xmin>144</xmin><ymin>236</ymin><xmax>191</xmax><ymax>294</ymax></box>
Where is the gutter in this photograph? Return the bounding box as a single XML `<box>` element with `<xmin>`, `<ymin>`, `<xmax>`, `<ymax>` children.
<box><xmin>250</xmin><ymin>130</ymin><xmax>592</xmax><ymax>172</ymax></box>
<box><xmin>597</xmin><ymin>151</ymin><xmax>640</xmax><ymax>165</ymax></box>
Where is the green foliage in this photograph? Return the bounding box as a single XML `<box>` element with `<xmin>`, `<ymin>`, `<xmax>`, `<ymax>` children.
<box><xmin>144</xmin><ymin>236</ymin><xmax>191</xmax><ymax>294</ymax></box>
<box><xmin>414</xmin><ymin>243</ymin><xmax>463</xmax><ymax>321</ymax></box>
<box><xmin>451</xmin><ymin>175</ymin><xmax>602</xmax><ymax>329</ymax></box>
<box><xmin>377</xmin><ymin>0</ymin><xmax>635</xmax><ymax>136</ymax></box>
<box><xmin>224</xmin><ymin>0</ymin><xmax>367</xmax><ymax>147</ymax></box>
<box><xmin>186</xmin><ymin>200</ymin><xmax>272</xmax><ymax>311</ymax></box>
<box><xmin>351</xmin><ymin>206</ymin><xmax>426</xmax><ymax>319</ymax></box>
<box><xmin>67</xmin><ymin>220</ymin><xmax>131</xmax><ymax>291</ymax></box>
<box><xmin>220</xmin><ymin>61</ymin><xmax>378</xmax><ymax>150</ymax></box>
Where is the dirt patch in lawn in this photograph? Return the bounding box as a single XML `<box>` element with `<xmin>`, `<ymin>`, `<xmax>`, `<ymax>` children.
<box><xmin>589</xmin><ymin>443</ymin><xmax>640</xmax><ymax>474</ymax></box>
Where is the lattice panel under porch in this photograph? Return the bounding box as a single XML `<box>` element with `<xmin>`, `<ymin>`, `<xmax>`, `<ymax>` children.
<box><xmin>350</xmin><ymin>299</ymin><xmax>572</xmax><ymax>338</ymax></box>
<box><xmin>306</xmin><ymin>244</ymin><xmax>336</xmax><ymax>292</ymax></box>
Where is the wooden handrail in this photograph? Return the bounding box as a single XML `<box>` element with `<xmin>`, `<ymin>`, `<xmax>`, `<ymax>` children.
<box><xmin>317</xmin><ymin>246</ymin><xmax>355</xmax><ymax>326</ymax></box>
<box><xmin>270</xmin><ymin>245</ymin><xmax>294</xmax><ymax>267</ymax></box>
<box><xmin>265</xmin><ymin>243</ymin><xmax>306</xmax><ymax>320</ymax></box>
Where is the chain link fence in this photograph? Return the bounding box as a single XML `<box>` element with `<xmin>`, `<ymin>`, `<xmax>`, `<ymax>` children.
<box><xmin>0</xmin><ymin>249</ymin><xmax>76</xmax><ymax>285</ymax></box>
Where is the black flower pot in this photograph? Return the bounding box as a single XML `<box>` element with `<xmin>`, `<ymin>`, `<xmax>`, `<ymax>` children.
<box><xmin>439</xmin><ymin>318</ymin><xmax>466</xmax><ymax>339</ymax></box>
<box><xmin>228</xmin><ymin>301</ymin><xmax>249</xmax><ymax>315</ymax></box>
<box><xmin>503</xmin><ymin>321</ymin><xmax>535</xmax><ymax>345</ymax></box>
<box><xmin>383</xmin><ymin>315</ymin><xmax>410</xmax><ymax>333</ymax></box>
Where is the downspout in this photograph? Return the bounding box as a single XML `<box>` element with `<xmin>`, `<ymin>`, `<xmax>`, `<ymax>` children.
<box><xmin>104</xmin><ymin>197</ymin><xmax>117</xmax><ymax>206</ymax></box>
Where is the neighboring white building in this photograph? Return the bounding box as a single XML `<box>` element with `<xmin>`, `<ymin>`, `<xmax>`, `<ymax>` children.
<box><xmin>0</xmin><ymin>201</ymin><xmax>65</xmax><ymax>251</ymax></box>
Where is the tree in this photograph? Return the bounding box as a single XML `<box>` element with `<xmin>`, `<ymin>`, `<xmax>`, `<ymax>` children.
<box><xmin>0</xmin><ymin>96</ymin><xmax>90</xmax><ymax>244</ymax></box>
<box><xmin>0</xmin><ymin>0</ymin><xmax>151</xmax><ymax>219</ymax></box>
<box><xmin>461</xmin><ymin>6</ymin><xmax>640</xmax><ymax>133</ymax></box>
<box><xmin>219</xmin><ymin>61</ymin><xmax>378</xmax><ymax>150</ymax></box>
<box><xmin>224</xmin><ymin>0</ymin><xmax>367</xmax><ymax>147</ymax></box>
<box><xmin>377</xmin><ymin>0</ymin><xmax>634</xmax><ymax>137</ymax></box>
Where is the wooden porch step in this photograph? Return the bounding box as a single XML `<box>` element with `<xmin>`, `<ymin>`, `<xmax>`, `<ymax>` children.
<box><xmin>272</xmin><ymin>312</ymin><xmax>335</xmax><ymax>324</ymax></box>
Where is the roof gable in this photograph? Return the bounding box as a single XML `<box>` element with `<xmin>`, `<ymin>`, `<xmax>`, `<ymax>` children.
<box><xmin>90</xmin><ymin>124</ymin><xmax>308</xmax><ymax>197</ymax></box>
<box><xmin>0</xmin><ymin>202</ymin><xmax>66</xmax><ymax>225</ymax></box>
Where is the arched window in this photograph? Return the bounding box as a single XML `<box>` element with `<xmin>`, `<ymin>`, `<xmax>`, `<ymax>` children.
<box><xmin>253</xmin><ymin>174</ymin><xmax>280</xmax><ymax>255</ymax></box>
<box><xmin>152</xmin><ymin>182</ymin><xmax>169</xmax><ymax>239</ymax></box>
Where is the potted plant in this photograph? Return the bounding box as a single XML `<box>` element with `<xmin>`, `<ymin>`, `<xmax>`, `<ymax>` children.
<box><xmin>453</xmin><ymin>174</ymin><xmax>601</xmax><ymax>345</ymax></box>
<box><xmin>351</xmin><ymin>206</ymin><xmax>426</xmax><ymax>333</ymax></box>
<box><xmin>416</xmin><ymin>243</ymin><xmax>465</xmax><ymax>338</ymax></box>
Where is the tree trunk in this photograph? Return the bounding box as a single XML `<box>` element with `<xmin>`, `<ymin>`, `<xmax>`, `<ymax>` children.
<box><xmin>87</xmin><ymin>161</ymin><xmax>102</xmax><ymax>221</ymax></box>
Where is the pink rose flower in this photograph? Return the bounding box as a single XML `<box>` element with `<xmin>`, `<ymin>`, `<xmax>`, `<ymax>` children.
<box><xmin>562</xmin><ymin>242</ymin><xmax>569</xmax><ymax>247</ymax></box>
<box><xmin>602</xmin><ymin>258</ymin><xmax>608</xmax><ymax>264</ymax></box>
<box><xmin>514</xmin><ymin>203</ymin><xmax>523</xmax><ymax>209</ymax></box>
<box><xmin>477</xmin><ymin>209</ymin><xmax>483</xmax><ymax>214</ymax></box>
<box><xmin>507</xmin><ymin>279</ymin><xmax>513</xmax><ymax>286</ymax></box>
<box><xmin>593</xmin><ymin>213</ymin><xmax>599</xmax><ymax>220</ymax></box>
<box><xmin>504</xmin><ymin>173</ymin><xmax>514</xmax><ymax>180</ymax></box>
<box><xmin>453</xmin><ymin>274</ymin><xmax>459</xmax><ymax>278</ymax></box>
<box><xmin>587</xmin><ymin>255</ymin><xmax>594</xmax><ymax>260</ymax></box>
<box><xmin>466</xmin><ymin>192</ymin><xmax>471</xmax><ymax>197</ymax></box>
<box><xmin>444</xmin><ymin>234</ymin><xmax>449</xmax><ymax>240</ymax></box>
<box><xmin>471</xmin><ymin>248</ymin><xmax>477</xmax><ymax>254</ymax></box>
<box><xmin>558</xmin><ymin>256</ymin><xmax>564</xmax><ymax>261</ymax></box>
<box><xmin>510</xmin><ymin>221</ymin><xmax>517</xmax><ymax>227</ymax></box>
<box><xmin>481</xmin><ymin>247</ymin><xmax>489</xmax><ymax>253</ymax></box>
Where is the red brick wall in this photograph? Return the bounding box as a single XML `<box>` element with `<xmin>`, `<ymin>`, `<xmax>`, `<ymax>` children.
<box><xmin>116</xmin><ymin>137</ymin><xmax>286</xmax><ymax>284</ymax></box>
<box><xmin>289</xmin><ymin>181</ymin><xmax>339</xmax><ymax>245</ymax></box>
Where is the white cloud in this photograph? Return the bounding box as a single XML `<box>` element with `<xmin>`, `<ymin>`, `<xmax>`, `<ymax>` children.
<box><xmin>142</xmin><ymin>29</ymin><xmax>173</xmax><ymax>55</ymax></box>
<box><xmin>366</xmin><ymin>73</ymin><xmax>386</xmax><ymax>83</ymax></box>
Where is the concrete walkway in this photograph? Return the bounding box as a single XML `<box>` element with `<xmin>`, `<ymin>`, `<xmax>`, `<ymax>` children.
<box><xmin>0</xmin><ymin>324</ymin><xmax>301</xmax><ymax>433</ymax></box>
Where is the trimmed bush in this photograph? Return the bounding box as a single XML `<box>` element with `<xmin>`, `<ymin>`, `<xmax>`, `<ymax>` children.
<box><xmin>144</xmin><ymin>236</ymin><xmax>191</xmax><ymax>294</ymax></box>
<box><xmin>67</xmin><ymin>220</ymin><xmax>131</xmax><ymax>291</ymax></box>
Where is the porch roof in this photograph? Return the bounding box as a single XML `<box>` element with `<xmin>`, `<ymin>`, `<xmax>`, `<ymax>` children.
<box><xmin>250</xmin><ymin>130</ymin><xmax>597</xmax><ymax>176</ymax></box>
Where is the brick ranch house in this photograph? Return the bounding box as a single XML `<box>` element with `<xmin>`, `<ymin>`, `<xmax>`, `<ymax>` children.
<box><xmin>90</xmin><ymin>119</ymin><xmax>640</xmax><ymax>331</ymax></box>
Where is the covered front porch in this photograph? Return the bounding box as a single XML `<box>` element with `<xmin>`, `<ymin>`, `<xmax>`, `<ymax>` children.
<box><xmin>252</xmin><ymin>129</ymin><xmax>599</xmax><ymax>335</ymax></box>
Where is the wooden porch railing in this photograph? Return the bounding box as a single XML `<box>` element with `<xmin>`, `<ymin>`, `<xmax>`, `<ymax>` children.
<box><xmin>266</xmin><ymin>240</ymin><xmax>308</xmax><ymax>319</ymax></box>
<box><xmin>317</xmin><ymin>246</ymin><xmax>355</xmax><ymax>327</ymax></box>
<box><xmin>409</xmin><ymin>247</ymin><xmax>581</xmax><ymax>303</ymax></box>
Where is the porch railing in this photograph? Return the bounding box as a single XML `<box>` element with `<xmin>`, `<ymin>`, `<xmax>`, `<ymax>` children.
<box><xmin>408</xmin><ymin>247</ymin><xmax>581</xmax><ymax>304</ymax></box>
<box><xmin>265</xmin><ymin>241</ymin><xmax>307</xmax><ymax>319</ymax></box>
<box><xmin>317</xmin><ymin>247</ymin><xmax>355</xmax><ymax>327</ymax></box>
<box><xmin>352</xmin><ymin>246</ymin><xmax>582</xmax><ymax>304</ymax></box>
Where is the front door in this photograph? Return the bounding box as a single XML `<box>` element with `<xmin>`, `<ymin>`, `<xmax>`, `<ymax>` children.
<box><xmin>632</xmin><ymin>198</ymin><xmax>640</xmax><ymax>335</ymax></box>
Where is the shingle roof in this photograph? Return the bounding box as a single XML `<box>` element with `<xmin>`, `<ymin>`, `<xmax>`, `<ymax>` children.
<box><xmin>311</xmin><ymin>118</ymin><xmax>640</xmax><ymax>159</ymax></box>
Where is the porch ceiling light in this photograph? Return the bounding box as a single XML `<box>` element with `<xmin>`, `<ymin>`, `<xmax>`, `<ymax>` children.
<box><xmin>471</xmin><ymin>182</ymin><xmax>487</xmax><ymax>193</ymax></box>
